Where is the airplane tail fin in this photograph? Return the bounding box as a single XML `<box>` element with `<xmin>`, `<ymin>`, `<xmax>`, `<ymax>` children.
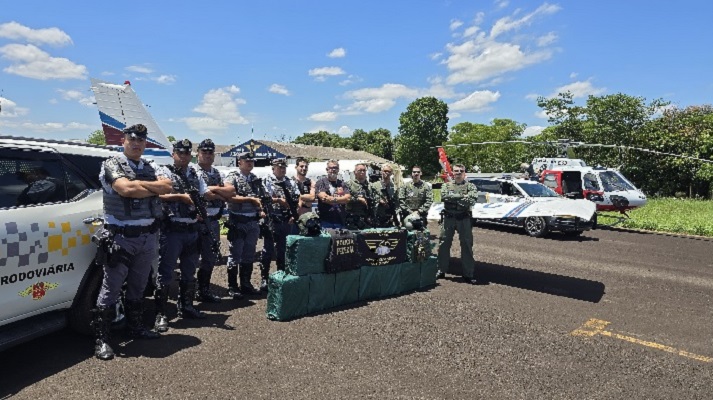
<box><xmin>437</xmin><ymin>147</ymin><xmax>453</xmax><ymax>182</ymax></box>
<box><xmin>90</xmin><ymin>78</ymin><xmax>172</xmax><ymax>150</ymax></box>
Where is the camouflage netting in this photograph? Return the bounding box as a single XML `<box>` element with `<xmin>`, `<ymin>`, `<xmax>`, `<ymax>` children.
<box><xmin>307</xmin><ymin>273</ymin><xmax>336</xmax><ymax>314</ymax></box>
<box><xmin>285</xmin><ymin>233</ymin><xmax>331</xmax><ymax>276</ymax></box>
<box><xmin>334</xmin><ymin>269</ymin><xmax>360</xmax><ymax>307</ymax></box>
<box><xmin>406</xmin><ymin>230</ymin><xmax>432</xmax><ymax>263</ymax></box>
<box><xmin>266</xmin><ymin>271</ymin><xmax>310</xmax><ymax>321</ymax></box>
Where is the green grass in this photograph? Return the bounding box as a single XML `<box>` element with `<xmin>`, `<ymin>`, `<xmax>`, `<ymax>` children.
<box><xmin>597</xmin><ymin>198</ymin><xmax>713</xmax><ymax>237</ymax></box>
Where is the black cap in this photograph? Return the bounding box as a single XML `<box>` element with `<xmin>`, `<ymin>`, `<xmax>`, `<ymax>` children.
<box><xmin>237</xmin><ymin>152</ymin><xmax>254</xmax><ymax>160</ymax></box>
<box><xmin>122</xmin><ymin>124</ymin><xmax>148</xmax><ymax>138</ymax></box>
<box><xmin>271</xmin><ymin>158</ymin><xmax>287</xmax><ymax>167</ymax></box>
<box><xmin>173</xmin><ymin>138</ymin><xmax>193</xmax><ymax>153</ymax></box>
<box><xmin>198</xmin><ymin>139</ymin><xmax>215</xmax><ymax>151</ymax></box>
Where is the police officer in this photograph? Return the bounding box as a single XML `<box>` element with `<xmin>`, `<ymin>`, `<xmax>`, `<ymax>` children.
<box><xmin>372</xmin><ymin>164</ymin><xmax>399</xmax><ymax>227</ymax></box>
<box><xmin>398</xmin><ymin>165</ymin><xmax>433</xmax><ymax>228</ymax></box>
<box><xmin>315</xmin><ymin>159</ymin><xmax>351</xmax><ymax>229</ymax></box>
<box><xmin>345</xmin><ymin>163</ymin><xmax>377</xmax><ymax>230</ymax></box>
<box><xmin>223</xmin><ymin>152</ymin><xmax>265</xmax><ymax>298</ymax></box>
<box><xmin>437</xmin><ymin>164</ymin><xmax>481</xmax><ymax>284</ymax></box>
<box><xmin>154</xmin><ymin>139</ymin><xmax>215</xmax><ymax>332</ymax></box>
<box><xmin>194</xmin><ymin>139</ymin><xmax>231</xmax><ymax>303</ymax></box>
<box><xmin>258</xmin><ymin>158</ymin><xmax>299</xmax><ymax>291</ymax></box>
<box><xmin>93</xmin><ymin>124</ymin><xmax>173</xmax><ymax>360</ymax></box>
<box><xmin>292</xmin><ymin>157</ymin><xmax>315</xmax><ymax>217</ymax></box>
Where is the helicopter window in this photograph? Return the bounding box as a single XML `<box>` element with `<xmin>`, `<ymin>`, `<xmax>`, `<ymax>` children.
<box><xmin>542</xmin><ymin>174</ymin><xmax>558</xmax><ymax>189</ymax></box>
<box><xmin>583</xmin><ymin>173</ymin><xmax>600</xmax><ymax>191</ymax></box>
<box><xmin>518</xmin><ymin>182</ymin><xmax>559</xmax><ymax>197</ymax></box>
<box><xmin>599</xmin><ymin>171</ymin><xmax>634</xmax><ymax>192</ymax></box>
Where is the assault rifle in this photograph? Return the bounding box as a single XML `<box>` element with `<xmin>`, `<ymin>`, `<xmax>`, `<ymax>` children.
<box><xmin>168</xmin><ymin>165</ymin><xmax>221</xmax><ymax>258</ymax></box>
<box><xmin>274</xmin><ymin>180</ymin><xmax>299</xmax><ymax>222</ymax></box>
<box><xmin>380</xmin><ymin>185</ymin><xmax>399</xmax><ymax>227</ymax></box>
<box><xmin>251</xmin><ymin>177</ymin><xmax>274</xmax><ymax>240</ymax></box>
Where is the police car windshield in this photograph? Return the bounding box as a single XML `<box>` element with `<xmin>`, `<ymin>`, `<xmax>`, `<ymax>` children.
<box><xmin>599</xmin><ymin>171</ymin><xmax>634</xmax><ymax>192</ymax></box>
<box><xmin>518</xmin><ymin>182</ymin><xmax>560</xmax><ymax>197</ymax></box>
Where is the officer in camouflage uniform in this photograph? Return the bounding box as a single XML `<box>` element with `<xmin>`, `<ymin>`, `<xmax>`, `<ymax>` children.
<box><xmin>223</xmin><ymin>152</ymin><xmax>265</xmax><ymax>298</ymax></box>
<box><xmin>398</xmin><ymin>165</ymin><xmax>433</xmax><ymax>228</ymax></box>
<box><xmin>372</xmin><ymin>164</ymin><xmax>399</xmax><ymax>228</ymax></box>
<box><xmin>258</xmin><ymin>158</ymin><xmax>299</xmax><ymax>290</ymax></box>
<box><xmin>155</xmin><ymin>139</ymin><xmax>214</xmax><ymax>332</ymax></box>
<box><xmin>194</xmin><ymin>139</ymin><xmax>232</xmax><ymax>303</ymax></box>
<box><xmin>345</xmin><ymin>163</ymin><xmax>377</xmax><ymax>230</ymax></box>
<box><xmin>93</xmin><ymin>124</ymin><xmax>173</xmax><ymax>360</ymax></box>
<box><xmin>437</xmin><ymin>164</ymin><xmax>481</xmax><ymax>284</ymax></box>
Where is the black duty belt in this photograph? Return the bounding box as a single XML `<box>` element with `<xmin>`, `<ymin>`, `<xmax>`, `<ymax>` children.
<box><xmin>230</xmin><ymin>214</ymin><xmax>260</xmax><ymax>223</ymax></box>
<box><xmin>106</xmin><ymin>221</ymin><xmax>160</xmax><ymax>237</ymax></box>
<box><xmin>442</xmin><ymin>210</ymin><xmax>470</xmax><ymax>220</ymax></box>
<box><xmin>165</xmin><ymin>221</ymin><xmax>199</xmax><ymax>233</ymax></box>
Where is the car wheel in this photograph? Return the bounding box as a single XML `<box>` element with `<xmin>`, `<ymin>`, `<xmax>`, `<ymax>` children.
<box><xmin>68</xmin><ymin>266</ymin><xmax>103</xmax><ymax>336</ymax></box>
<box><xmin>524</xmin><ymin>216</ymin><xmax>548</xmax><ymax>238</ymax></box>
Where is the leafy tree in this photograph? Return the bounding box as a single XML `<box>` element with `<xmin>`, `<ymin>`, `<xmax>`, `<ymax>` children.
<box><xmin>293</xmin><ymin>130</ymin><xmax>350</xmax><ymax>148</ymax></box>
<box><xmin>167</xmin><ymin>135</ymin><xmax>176</xmax><ymax>143</ymax></box>
<box><xmin>86</xmin><ymin>129</ymin><xmax>106</xmax><ymax>145</ymax></box>
<box><xmin>351</xmin><ymin>128</ymin><xmax>394</xmax><ymax>160</ymax></box>
<box><xmin>395</xmin><ymin>97</ymin><xmax>449</xmax><ymax>176</ymax></box>
<box><xmin>445</xmin><ymin>119</ymin><xmax>527</xmax><ymax>172</ymax></box>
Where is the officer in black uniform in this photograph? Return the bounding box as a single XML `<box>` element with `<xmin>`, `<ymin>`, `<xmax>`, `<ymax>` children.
<box><xmin>223</xmin><ymin>152</ymin><xmax>265</xmax><ymax>298</ymax></box>
<box><xmin>154</xmin><ymin>139</ymin><xmax>216</xmax><ymax>332</ymax></box>
<box><xmin>93</xmin><ymin>124</ymin><xmax>173</xmax><ymax>360</ymax></box>
<box><xmin>291</xmin><ymin>157</ymin><xmax>315</xmax><ymax>233</ymax></box>
<box><xmin>194</xmin><ymin>139</ymin><xmax>231</xmax><ymax>303</ymax></box>
<box><xmin>258</xmin><ymin>158</ymin><xmax>299</xmax><ymax>290</ymax></box>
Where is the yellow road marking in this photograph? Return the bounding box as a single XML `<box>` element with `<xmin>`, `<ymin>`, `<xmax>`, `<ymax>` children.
<box><xmin>571</xmin><ymin>318</ymin><xmax>712</xmax><ymax>363</ymax></box>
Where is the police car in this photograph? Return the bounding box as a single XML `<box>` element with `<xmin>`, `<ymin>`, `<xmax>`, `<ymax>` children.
<box><xmin>0</xmin><ymin>136</ymin><xmax>112</xmax><ymax>351</ymax></box>
<box><xmin>428</xmin><ymin>175</ymin><xmax>596</xmax><ymax>238</ymax></box>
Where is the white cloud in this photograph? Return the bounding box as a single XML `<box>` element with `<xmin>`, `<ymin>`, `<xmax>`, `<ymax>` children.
<box><xmin>0</xmin><ymin>119</ymin><xmax>92</xmax><ymax>132</ymax></box>
<box><xmin>308</xmin><ymin>111</ymin><xmax>338</xmax><ymax>121</ymax></box>
<box><xmin>126</xmin><ymin>65</ymin><xmax>153</xmax><ymax>74</ymax></box>
<box><xmin>450</xmin><ymin>19</ymin><xmax>464</xmax><ymax>31</ymax></box>
<box><xmin>548</xmin><ymin>80</ymin><xmax>606</xmax><ymax>99</ymax></box>
<box><xmin>153</xmin><ymin>74</ymin><xmax>176</xmax><ymax>84</ymax></box>
<box><xmin>537</xmin><ymin>32</ymin><xmax>557</xmax><ymax>46</ymax></box>
<box><xmin>339</xmin><ymin>74</ymin><xmax>362</xmax><ymax>86</ymax></box>
<box><xmin>495</xmin><ymin>0</ymin><xmax>509</xmax><ymax>9</ymax></box>
<box><xmin>569</xmin><ymin>72</ymin><xmax>578</xmax><ymax>79</ymax></box>
<box><xmin>0</xmin><ymin>44</ymin><xmax>87</xmax><ymax>80</ymax></box>
<box><xmin>336</xmin><ymin>125</ymin><xmax>352</xmax><ymax>136</ymax></box>
<box><xmin>523</xmin><ymin>125</ymin><xmax>545</xmax><ymax>137</ymax></box>
<box><xmin>474</xmin><ymin>12</ymin><xmax>485</xmax><ymax>25</ymax></box>
<box><xmin>449</xmin><ymin>90</ymin><xmax>501</xmax><ymax>112</ymax></box>
<box><xmin>308</xmin><ymin>66</ymin><xmax>346</xmax><ymax>81</ymax></box>
<box><xmin>327</xmin><ymin>48</ymin><xmax>346</xmax><ymax>58</ymax></box>
<box><xmin>430</xmin><ymin>52</ymin><xmax>443</xmax><ymax>61</ymax></box>
<box><xmin>183</xmin><ymin>85</ymin><xmax>248</xmax><ymax>135</ymax></box>
<box><xmin>535</xmin><ymin>109</ymin><xmax>549</xmax><ymax>119</ymax></box>
<box><xmin>524</xmin><ymin>93</ymin><xmax>540</xmax><ymax>101</ymax></box>
<box><xmin>57</xmin><ymin>89</ymin><xmax>95</xmax><ymax>107</ymax></box>
<box><xmin>268</xmin><ymin>83</ymin><xmax>291</xmax><ymax>96</ymax></box>
<box><xmin>490</xmin><ymin>3</ymin><xmax>561</xmax><ymax>38</ymax></box>
<box><xmin>463</xmin><ymin>26</ymin><xmax>480</xmax><ymax>38</ymax></box>
<box><xmin>100</xmin><ymin>71</ymin><xmax>115</xmax><ymax>76</ymax></box>
<box><xmin>0</xmin><ymin>97</ymin><xmax>29</xmax><ymax>117</ymax></box>
<box><xmin>340</xmin><ymin>82</ymin><xmax>461</xmax><ymax>114</ymax></box>
<box><xmin>448</xmin><ymin>112</ymin><xmax>462</xmax><ymax>119</ymax></box>
<box><xmin>0</xmin><ymin>21</ymin><xmax>72</xmax><ymax>47</ymax></box>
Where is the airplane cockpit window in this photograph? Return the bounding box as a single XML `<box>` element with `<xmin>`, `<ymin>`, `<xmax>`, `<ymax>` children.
<box><xmin>599</xmin><ymin>171</ymin><xmax>634</xmax><ymax>192</ymax></box>
<box><xmin>583</xmin><ymin>173</ymin><xmax>600</xmax><ymax>191</ymax></box>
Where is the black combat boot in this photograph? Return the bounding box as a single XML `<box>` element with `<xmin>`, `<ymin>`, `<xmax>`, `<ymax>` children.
<box><xmin>125</xmin><ymin>299</ymin><xmax>160</xmax><ymax>339</ymax></box>
<box><xmin>92</xmin><ymin>306</ymin><xmax>115</xmax><ymax>361</ymax></box>
<box><xmin>239</xmin><ymin>263</ymin><xmax>260</xmax><ymax>295</ymax></box>
<box><xmin>154</xmin><ymin>285</ymin><xmax>170</xmax><ymax>333</ymax></box>
<box><xmin>196</xmin><ymin>269</ymin><xmax>221</xmax><ymax>303</ymax></box>
<box><xmin>177</xmin><ymin>281</ymin><xmax>206</xmax><ymax>319</ymax></box>
<box><xmin>226</xmin><ymin>264</ymin><xmax>244</xmax><ymax>300</ymax></box>
<box><xmin>259</xmin><ymin>262</ymin><xmax>269</xmax><ymax>292</ymax></box>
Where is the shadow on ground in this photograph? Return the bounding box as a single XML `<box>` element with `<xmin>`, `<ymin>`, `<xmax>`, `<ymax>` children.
<box><xmin>447</xmin><ymin>257</ymin><xmax>605</xmax><ymax>303</ymax></box>
<box><xmin>474</xmin><ymin>223</ymin><xmax>600</xmax><ymax>242</ymax></box>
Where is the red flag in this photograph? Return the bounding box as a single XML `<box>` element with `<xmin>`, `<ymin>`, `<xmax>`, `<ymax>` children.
<box><xmin>437</xmin><ymin>147</ymin><xmax>453</xmax><ymax>182</ymax></box>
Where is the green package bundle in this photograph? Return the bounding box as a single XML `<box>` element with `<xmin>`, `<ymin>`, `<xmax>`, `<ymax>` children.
<box><xmin>358</xmin><ymin>265</ymin><xmax>381</xmax><ymax>301</ymax></box>
<box><xmin>334</xmin><ymin>269</ymin><xmax>360</xmax><ymax>307</ymax></box>
<box><xmin>285</xmin><ymin>233</ymin><xmax>331</xmax><ymax>276</ymax></box>
<box><xmin>400</xmin><ymin>261</ymin><xmax>421</xmax><ymax>293</ymax></box>
<box><xmin>377</xmin><ymin>263</ymin><xmax>403</xmax><ymax>297</ymax></box>
<box><xmin>307</xmin><ymin>273</ymin><xmax>336</xmax><ymax>314</ymax></box>
<box><xmin>419</xmin><ymin>256</ymin><xmax>438</xmax><ymax>288</ymax></box>
<box><xmin>266</xmin><ymin>270</ymin><xmax>310</xmax><ymax>321</ymax></box>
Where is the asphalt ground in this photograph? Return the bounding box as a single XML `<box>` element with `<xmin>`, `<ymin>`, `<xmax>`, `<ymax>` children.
<box><xmin>1</xmin><ymin>222</ymin><xmax>712</xmax><ymax>399</ymax></box>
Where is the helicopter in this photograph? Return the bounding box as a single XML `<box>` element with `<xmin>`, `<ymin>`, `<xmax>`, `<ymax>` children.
<box><xmin>437</xmin><ymin>139</ymin><xmax>713</xmax><ymax>214</ymax></box>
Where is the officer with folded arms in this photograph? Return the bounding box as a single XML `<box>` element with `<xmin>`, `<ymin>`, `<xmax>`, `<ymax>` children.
<box><xmin>258</xmin><ymin>158</ymin><xmax>299</xmax><ymax>290</ymax></box>
<box><xmin>345</xmin><ymin>163</ymin><xmax>377</xmax><ymax>230</ymax></box>
<box><xmin>93</xmin><ymin>123</ymin><xmax>173</xmax><ymax>361</ymax></box>
<box><xmin>223</xmin><ymin>152</ymin><xmax>265</xmax><ymax>298</ymax></box>
<box><xmin>154</xmin><ymin>139</ymin><xmax>218</xmax><ymax>332</ymax></box>
<box><xmin>292</xmin><ymin>157</ymin><xmax>315</xmax><ymax>219</ymax></box>
<box><xmin>436</xmin><ymin>164</ymin><xmax>481</xmax><ymax>284</ymax></box>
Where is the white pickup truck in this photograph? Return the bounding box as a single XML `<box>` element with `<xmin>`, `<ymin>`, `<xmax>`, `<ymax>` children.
<box><xmin>428</xmin><ymin>176</ymin><xmax>596</xmax><ymax>237</ymax></box>
<box><xmin>0</xmin><ymin>136</ymin><xmax>111</xmax><ymax>351</ymax></box>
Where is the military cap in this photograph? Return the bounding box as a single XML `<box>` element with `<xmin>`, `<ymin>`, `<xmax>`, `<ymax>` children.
<box><xmin>198</xmin><ymin>139</ymin><xmax>215</xmax><ymax>151</ymax></box>
<box><xmin>122</xmin><ymin>124</ymin><xmax>148</xmax><ymax>138</ymax></box>
<box><xmin>237</xmin><ymin>152</ymin><xmax>254</xmax><ymax>160</ymax></box>
<box><xmin>271</xmin><ymin>158</ymin><xmax>287</xmax><ymax>167</ymax></box>
<box><xmin>173</xmin><ymin>138</ymin><xmax>193</xmax><ymax>153</ymax></box>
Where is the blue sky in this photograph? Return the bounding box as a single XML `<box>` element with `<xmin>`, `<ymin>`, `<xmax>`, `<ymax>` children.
<box><xmin>0</xmin><ymin>1</ymin><xmax>711</xmax><ymax>146</ymax></box>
